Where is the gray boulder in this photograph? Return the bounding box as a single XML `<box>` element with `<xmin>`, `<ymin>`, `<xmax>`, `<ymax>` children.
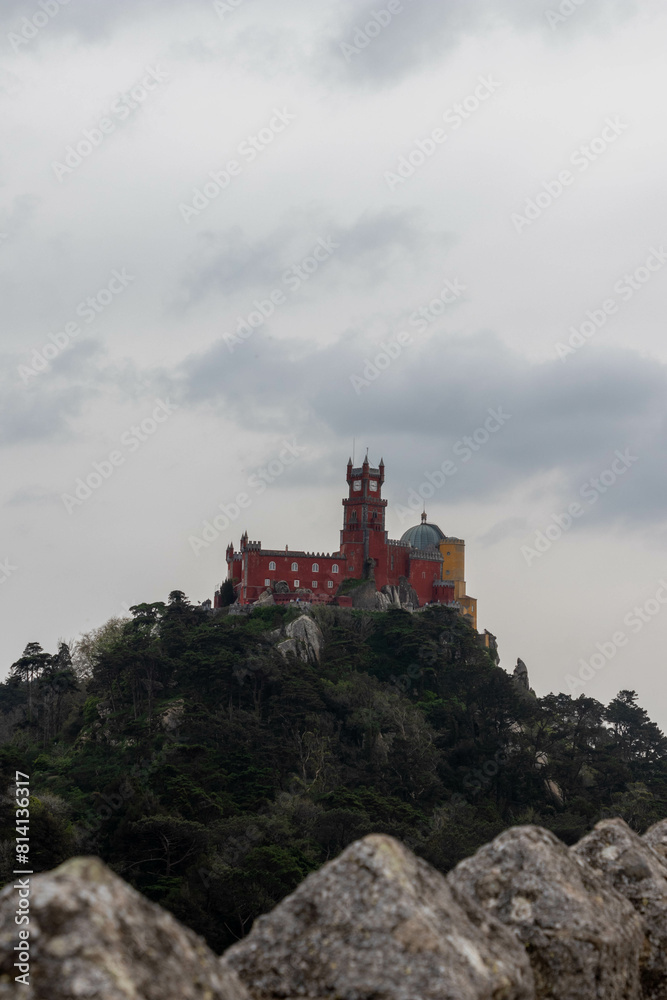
<box><xmin>0</xmin><ymin>857</ymin><xmax>249</xmax><ymax>1000</ymax></box>
<box><xmin>572</xmin><ymin>817</ymin><xmax>667</xmax><ymax>999</ymax></box>
<box><xmin>225</xmin><ymin>833</ymin><xmax>534</xmax><ymax>1000</ymax></box>
<box><xmin>380</xmin><ymin>583</ymin><xmax>402</xmax><ymax>608</ymax></box>
<box><xmin>253</xmin><ymin>589</ymin><xmax>275</xmax><ymax>607</ymax></box>
<box><xmin>644</xmin><ymin>820</ymin><xmax>667</xmax><ymax>868</ymax></box>
<box><xmin>348</xmin><ymin>578</ymin><xmax>382</xmax><ymax>610</ymax></box>
<box><xmin>447</xmin><ymin>824</ymin><xmax>645</xmax><ymax>1000</ymax></box>
<box><xmin>397</xmin><ymin>575</ymin><xmax>419</xmax><ymax>608</ymax></box>
<box><xmin>276</xmin><ymin>614</ymin><xmax>323</xmax><ymax>664</ymax></box>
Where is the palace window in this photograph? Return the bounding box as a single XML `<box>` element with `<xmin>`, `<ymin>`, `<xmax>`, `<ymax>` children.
<box><xmin>264</xmin><ymin>579</ymin><xmax>271</xmax><ymax>587</ymax></box>
<box><xmin>294</xmin><ymin>579</ymin><xmax>300</xmax><ymax>588</ymax></box>
<box><xmin>327</xmin><ymin>580</ymin><xmax>334</xmax><ymax>588</ymax></box>
<box><xmin>312</xmin><ymin>581</ymin><xmax>318</xmax><ymax>589</ymax></box>
<box><xmin>332</xmin><ymin>564</ymin><xmax>339</xmax><ymax>573</ymax></box>
<box><xmin>269</xmin><ymin>561</ymin><xmax>276</xmax><ymax>571</ymax></box>
<box><xmin>312</xmin><ymin>563</ymin><xmax>319</xmax><ymax>572</ymax></box>
<box><xmin>350</xmin><ymin>510</ymin><xmax>357</xmax><ymax>522</ymax></box>
<box><xmin>291</xmin><ymin>562</ymin><xmax>298</xmax><ymax>571</ymax></box>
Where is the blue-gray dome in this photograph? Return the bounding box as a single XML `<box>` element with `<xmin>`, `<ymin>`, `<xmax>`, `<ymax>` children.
<box><xmin>400</xmin><ymin>519</ymin><xmax>445</xmax><ymax>550</ymax></box>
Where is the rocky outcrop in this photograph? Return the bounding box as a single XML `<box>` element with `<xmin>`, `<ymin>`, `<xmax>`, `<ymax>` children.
<box><xmin>380</xmin><ymin>583</ymin><xmax>402</xmax><ymax>608</ymax></box>
<box><xmin>644</xmin><ymin>819</ymin><xmax>667</xmax><ymax>867</ymax></box>
<box><xmin>447</xmin><ymin>824</ymin><xmax>645</xmax><ymax>1000</ymax></box>
<box><xmin>7</xmin><ymin>824</ymin><xmax>667</xmax><ymax>999</ymax></box>
<box><xmin>514</xmin><ymin>658</ymin><xmax>529</xmax><ymax>688</ymax></box>
<box><xmin>225</xmin><ymin>833</ymin><xmax>534</xmax><ymax>1000</ymax></box>
<box><xmin>397</xmin><ymin>575</ymin><xmax>419</xmax><ymax>608</ymax></box>
<box><xmin>0</xmin><ymin>856</ymin><xmax>249</xmax><ymax>1000</ymax></box>
<box><xmin>346</xmin><ymin>575</ymin><xmax>419</xmax><ymax>612</ymax></box>
<box><xmin>347</xmin><ymin>578</ymin><xmax>384</xmax><ymax>610</ymax></box>
<box><xmin>159</xmin><ymin>698</ymin><xmax>185</xmax><ymax>733</ymax></box>
<box><xmin>573</xmin><ymin>818</ymin><xmax>667</xmax><ymax>998</ymax></box>
<box><xmin>253</xmin><ymin>589</ymin><xmax>275</xmax><ymax>607</ymax></box>
<box><xmin>276</xmin><ymin>614</ymin><xmax>323</xmax><ymax>664</ymax></box>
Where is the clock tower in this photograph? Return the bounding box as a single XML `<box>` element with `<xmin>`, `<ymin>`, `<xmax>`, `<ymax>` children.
<box><xmin>340</xmin><ymin>454</ymin><xmax>387</xmax><ymax>575</ymax></box>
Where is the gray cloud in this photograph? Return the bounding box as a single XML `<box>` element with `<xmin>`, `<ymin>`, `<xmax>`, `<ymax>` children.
<box><xmin>177</xmin><ymin>208</ymin><xmax>453</xmax><ymax>307</ymax></box>
<box><xmin>0</xmin><ymin>340</ymin><xmax>146</xmax><ymax>447</ymax></box>
<box><xmin>323</xmin><ymin>0</ymin><xmax>642</xmax><ymax>85</ymax></box>
<box><xmin>4</xmin><ymin>484</ymin><xmax>60</xmax><ymax>507</ymax></box>
<box><xmin>171</xmin><ymin>330</ymin><xmax>667</xmax><ymax>530</ymax></box>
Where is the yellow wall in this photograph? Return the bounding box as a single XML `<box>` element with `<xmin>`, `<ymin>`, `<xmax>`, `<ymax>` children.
<box><xmin>438</xmin><ymin>538</ymin><xmax>477</xmax><ymax>630</ymax></box>
<box><xmin>439</xmin><ymin>539</ymin><xmax>465</xmax><ymax>582</ymax></box>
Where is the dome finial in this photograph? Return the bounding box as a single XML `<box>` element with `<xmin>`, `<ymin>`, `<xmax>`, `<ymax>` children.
<box><xmin>421</xmin><ymin>507</ymin><xmax>427</xmax><ymax>524</ymax></box>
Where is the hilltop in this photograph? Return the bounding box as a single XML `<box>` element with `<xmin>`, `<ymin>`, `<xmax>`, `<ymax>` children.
<box><xmin>1</xmin><ymin>592</ymin><xmax>666</xmax><ymax>953</ymax></box>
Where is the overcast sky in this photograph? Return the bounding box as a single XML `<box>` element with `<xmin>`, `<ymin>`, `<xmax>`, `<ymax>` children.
<box><xmin>2</xmin><ymin>0</ymin><xmax>667</xmax><ymax>726</ymax></box>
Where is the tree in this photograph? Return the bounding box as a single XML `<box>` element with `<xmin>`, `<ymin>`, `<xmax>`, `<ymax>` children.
<box><xmin>10</xmin><ymin>642</ymin><xmax>51</xmax><ymax>721</ymax></box>
<box><xmin>37</xmin><ymin>643</ymin><xmax>79</xmax><ymax>744</ymax></box>
<box><xmin>72</xmin><ymin>617</ymin><xmax>129</xmax><ymax>681</ymax></box>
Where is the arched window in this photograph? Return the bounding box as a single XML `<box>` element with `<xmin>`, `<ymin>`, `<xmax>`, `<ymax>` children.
<box><xmin>327</xmin><ymin>580</ymin><xmax>334</xmax><ymax>588</ymax></box>
<box><xmin>332</xmin><ymin>564</ymin><xmax>339</xmax><ymax>573</ymax></box>
<box><xmin>350</xmin><ymin>510</ymin><xmax>357</xmax><ymax>522</ymax></box>
<box><xmin>294</xmin><ymin>579</ymin><xmax>300</xmax><ymax>588</ymax></box>
<box><xmin>291</xmin><ymin>562</ymin><xmax>298</xmax><ymax>572</ymax></box>
<box><xmin>312</xmin><ymin>563</ymin><xmax>319</xmax><ymax>573</ymax></box>
<box><xmin>269</xmin><ymin>561</ymin><xmax>276</xmax><ymax>571</ymax></box>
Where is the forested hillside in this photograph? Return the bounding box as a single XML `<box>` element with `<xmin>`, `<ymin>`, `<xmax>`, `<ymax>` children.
<box><xmin>1</xmin><ymin>593</ymin><xmax>666</xmax><ymax>953</ymax></box>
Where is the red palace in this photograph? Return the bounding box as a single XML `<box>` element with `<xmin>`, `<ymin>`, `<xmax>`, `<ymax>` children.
<box><xmin>216</xmin><ymin>456</ymin><xmax>478</xmax><ymax>627</ymax></box>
